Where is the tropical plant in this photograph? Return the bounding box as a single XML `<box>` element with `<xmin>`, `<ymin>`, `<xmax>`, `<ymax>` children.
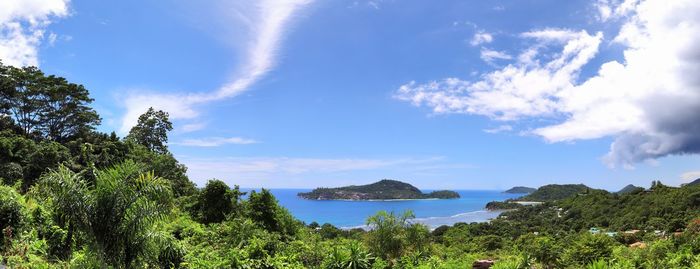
<box><xmin>40</xmin><ymin>161</ymin><xmax>173</xmax><ymax>267</ymax></box>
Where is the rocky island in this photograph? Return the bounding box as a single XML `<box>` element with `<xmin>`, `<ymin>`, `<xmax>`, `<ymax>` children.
<box><xmin>298</xmin><ymin>179</ymin><xmax>460</xmax><ymax>200</ymax></box>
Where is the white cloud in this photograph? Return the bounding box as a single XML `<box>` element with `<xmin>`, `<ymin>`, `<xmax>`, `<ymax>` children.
<box><xmin>681</xmin><ymin>171</ymin><xmax>700</xmax><ymax>183</ymax></box>
<box><xmin>119</xmin><ymin>0</ymin><xmax>313</xmax><ymax>133</ymax></box>
<box><xmin>396</xmin><ymin>0</ymin><xmax>700</xmax><ymax>168</ymax></box>
<box><xmin>483</xmin><ymin>125</ymin><xmax>513</xmax><ymax>134</ymax></box>
<box><xmin>480</xmin><ymin>48</ymin><xmax>512</xmax><ymax>63</ymax></box>
<box><xmin>470</xmin><ymin>31</ymin><xmax>493</xmax><ymax>46</ymax></box>
<box><xmin>180</xmin><ymin>122</ymin><xmax>207</xmax><ymax>133</ymax></box>
<box><xmin>174</xmin><ymin>137</ymin><xmax>258</xmax><ymax>147</ymax></box>
<box><xmin>396</xmin><ymin>29</ymin><xmax>602</xmax><ymax>120</ymax></box>
<box><xmin>0</xmin><ymin>0</ymin><xmax>69</xmax><ymax>67</ymax></box>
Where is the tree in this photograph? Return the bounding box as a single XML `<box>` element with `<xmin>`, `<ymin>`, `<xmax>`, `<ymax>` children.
<box><xmin>0</xmin><ymin>65</ymin><xmax>44</xmax><ymax>136</ymax></box>
<box><xmin>40</xmin><ymin>161</ymin><xmax>173</xmax><ymax>267</ymax></box>
<box><xmin>245</xmin><ymin>189</ymin><xmax>299</xmax><ymax>237</ymax></box>
<box><xmin>38</xmin><ymin>75</ymin><xmax>101</xmax><ymax>142</ymax></box>
<box><xmin>126</xmin><ymin>107</ymin><xmax>173</xmax><ymax>154</ymax></box>
<box><xmin>23</xmin><ymin>140</ymin><xmax>71</xmax><ymax>191</ymax></box>
<box><xmin>365</xmin><ymin>210</ymin><xmax>416</xmax><ymax>260</ymax></box>
<box><xmin>126</xmin><ymin>142</ymin><xmax>195</xmax><ymax>197</ymax></box>
<box><xmin>0</xmin><ymin>63</ymin><xmax>100</xmax><ymax>141</ymax></box>
<box><xmin>247</xmin><ymin>189</ymin><xmax>281</xmax><ymax>232</ymax></box>
<box><xmin>38</xmin><ymin>166</ymin><xmax>90</xmax><ymax>260</ymax></box>
<box><xmin>197</xmin><ymin>179</ymin><xmax>243</xmax><ymax>224</ymax></box>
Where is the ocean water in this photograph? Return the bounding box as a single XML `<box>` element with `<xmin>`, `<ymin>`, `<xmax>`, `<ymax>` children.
<box><xmin>245</xmin><ymin>189</ymin><xmax>521</xmax><ymax>229</ymax></box>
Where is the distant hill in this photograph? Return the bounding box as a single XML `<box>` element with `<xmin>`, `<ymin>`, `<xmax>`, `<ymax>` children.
<box><xmin>504</xmin><ymin>186</ymin><xmax>536</xmax><ymax>194</ymax></box>
<box><xmin>520</xmin><ymin>184</ymin><xmax>591</xmax><ymax>201</ymax></box>
<box><xmin>298</xmin><ymin>179</ymin><xmax>460</xmax><ymax>200</ymax></box>
<box><xmin>684</xmin><ymin>178</ymin><xmax>700</xmax><ymax>187</ymax></box>
<box><xmin>616</xmin><ymin>184</ymin><xmax>644</xmax><ymax>195</ymax></box>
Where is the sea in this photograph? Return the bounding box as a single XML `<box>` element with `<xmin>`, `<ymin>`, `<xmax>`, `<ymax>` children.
<box><xmin>243</xmin><ymin>189</ymin><xmax>522</xmax><ymax>229</ymax></box>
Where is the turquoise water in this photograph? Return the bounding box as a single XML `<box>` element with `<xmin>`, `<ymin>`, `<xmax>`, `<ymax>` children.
<box><xmin>248</xmin><ymin>189</ymin><xmax>521</xmax><ymax>229</ymax></box>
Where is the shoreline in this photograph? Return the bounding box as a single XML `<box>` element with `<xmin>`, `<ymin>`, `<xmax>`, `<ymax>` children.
<box><xmin>340</xmin><ymin>209</ymin><xmax>507</xmax><ymax>231</ymax></box>
<box><xmin>300</xmin><ymin>197</ymin><xmax>443</xmax><ymax>202</ymax></box>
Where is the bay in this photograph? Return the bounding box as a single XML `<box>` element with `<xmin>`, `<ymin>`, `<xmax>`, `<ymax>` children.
<box><xmin>244</xmin><ymin>189</ymin><xmax>522</xmax><ymax>229</ymax></box>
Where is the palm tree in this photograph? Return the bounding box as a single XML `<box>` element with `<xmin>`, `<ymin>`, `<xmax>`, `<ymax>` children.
<box><xmin>41</xmin><ymin>161</ymin><xmax>173</xmax><ymax>268</ymax></box>
<box><xmin>39</xmin><ymin>166</ymin><xmax>90</xmax><ymax>259</ymax></box>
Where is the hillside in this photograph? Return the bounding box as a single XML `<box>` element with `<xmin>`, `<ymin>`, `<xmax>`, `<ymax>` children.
<box><xmin>298</xmin><ymin>179</ymin><xmax>460</xmax><ymax>200</ymax></box>
<box><xmin>616</xmin><ymin>184</ymin><xmax>644</xmax><ymax>195</ymax></box>
<box><xmin>504</xmin><ymin>186</ymin><xmax>536</xmax><ymax>194</ymax></box>
<box><xmin>684</xmin><ymin>178</ymin><xmax>700</xmax><ymax>187</ymax></box>
<box><xmin>519</xmin><ymin>184</ymin><xmax>591</xmax><ymax>201</ymax></box>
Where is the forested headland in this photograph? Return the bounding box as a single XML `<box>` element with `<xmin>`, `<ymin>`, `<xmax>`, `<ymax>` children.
<box><xmin>1</xmin><ymin>62</ymin><xmax>700</xmax><ymax>268</ymax></box>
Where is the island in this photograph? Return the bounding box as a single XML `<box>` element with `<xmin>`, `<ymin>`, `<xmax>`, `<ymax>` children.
<box><xmin>503</xmin><ymin>186</ymin><xmax>536</xmax><ymax>194</ymax></box>
<box><xmin>298</xmin><ymin>179</ymin><xmax>460</xmax><ymax>200</ymax></box>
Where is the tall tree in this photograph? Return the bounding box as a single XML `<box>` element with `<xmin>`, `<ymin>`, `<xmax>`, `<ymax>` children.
<box><xmin>0</xmin><ymin>63</ymin><xmax>100</xmax><ymax>141</ymax></box>
<box><xmin>126</xmin><ymin>107</ymin><xmax>172</xmax><ymax>154</ymax></box>
<box><xmin>39</xmin><ymin>75</ymin><xmax>101</xmax><ymax>142</ymax></box>
<box><xmin>0</xmin><ymin>65</ymin><xmax>45</xmax><ymax>136</ymax></box>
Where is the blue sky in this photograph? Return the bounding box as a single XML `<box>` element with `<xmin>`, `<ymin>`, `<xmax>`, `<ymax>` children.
<box><xmin>3</xmin><ymin>0</ymin><xmax>700</xmax><ymax>190</ymax></box>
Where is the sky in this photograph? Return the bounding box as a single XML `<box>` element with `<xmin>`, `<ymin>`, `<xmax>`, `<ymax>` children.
<box><xmin>2</xmin><ymin>0</ymin><xmax>700</xmax><ymax>190</ymax></box>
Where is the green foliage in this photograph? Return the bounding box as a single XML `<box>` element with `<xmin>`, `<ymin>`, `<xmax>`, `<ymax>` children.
<box><xmin>40</xmin><ymin>161</ymin><xmax>173</xmax><ymax>268</ymax></box>
<box><xmin>196</xmin><ymin>179</ymin><xmax>243</xmax><ymax>224</ymax></box>
<box><xmin>247</xmin><ymin>189</ymin><xmax>300</xmax><ymax>238</ymax></box>
<box><xmin>0</xmin><ymin>63</ymin><xmax>100</xmax><ymax>141</ymax></box>
<box><xmin>126</xmin><ymin>107</ymin><xmax>173</xmax><ymax>154</ymax></box>
<box><xmin>522</xmin><ymin>184</ymin><xmax>592</xmax><ymax>201</ymax></box>
<box><xmin>0</xmin><ymin>186</ymin><xmax>26</xmax><ymax>248</ymax></box>
<box><xmin>365</xmin><ymin>210</ymin><xmax>429</xmax><ymax>261</ymax></box>
<box><xmin>564</xmin><ymin>233</ymin><xmax>617</xmax><ymax>266</ymax></box>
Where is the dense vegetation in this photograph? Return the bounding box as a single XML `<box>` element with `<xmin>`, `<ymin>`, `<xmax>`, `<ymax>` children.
<box><xmin>298</xmin><ymin>179</ymin><xmax>460</xmax><ymax>200</ymax></box>
<box><xmin>504</xmin><ymin>187</ymin><xmax>536</xmax><ymax>194</ymax></box>
<box><xmin>1</xmin><ymin>62</ymin><xmax>700</xmax><ymax>268</ymax></box>
<box><xmin>519</xmin><ymin>184</ymin><xmax>593</xmax><ymax>202</ymax></box>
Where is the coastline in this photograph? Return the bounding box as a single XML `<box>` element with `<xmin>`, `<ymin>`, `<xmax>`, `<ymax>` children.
<box><xmin>341</xmin><ymin>209</ymin><xmax>507</xmax><ymax>231</ymax></box>
<box><xmin>301</xmin><ymin>197</ymin><xmax>442</xmax><ymax>202</ymax></box>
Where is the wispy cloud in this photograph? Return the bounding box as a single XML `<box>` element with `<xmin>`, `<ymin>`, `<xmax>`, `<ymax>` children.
<box><xmin>174</xmin><ymin>137</ymin><xmax>258</xmax><ymax>147</ymax></box>
<box><xmin>180</xmin><ymin>122</ymin><xmax>207</xmax><ymax>133</ymax></box>
<box><xmin>681</xmin><ymin>171</ymin><xmax>700</xmax><ymax>183</ymax></box>
<box><xmin>0</xmin><ymin>0</ymin><xmax>70</xmax><ymax>67</ymax></box>
<box><xmin>180</xmin><ymin>156</ymin><xmax>469</xmax><ymax>187</ymax></box>
<box><xmin>119</xmin><ymin>0</ymin><xmax>314</xmax><ymax>133</ymax></box>
<box><xmin>483</xmin><ymin>125</ymin><xmax>513</xmax><ymax>134</ymax></box>
<box><xmin>470</xmin><ymin>31</ymin><xmax>493</xmax><ymax>46</ymax></box>
<box><xmin>479</xmin><ymin>48</ymin><xmax>512</xmax><ymax>63</ymax></box>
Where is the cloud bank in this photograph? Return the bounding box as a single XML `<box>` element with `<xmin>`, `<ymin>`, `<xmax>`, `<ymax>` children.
<box><xmin>119</xmin><ymin>0</ymin><xmax>313</xmax><ymax>133</ymax></box>
<box><xmin>395</xmin><ymin>0</ymin><xmax>700</xmax><ymax>168</ymax></box>
<box><xmin>0</xmin><ymin>0</ymin><xmax>70</xmax><ymax>67</ymax></box>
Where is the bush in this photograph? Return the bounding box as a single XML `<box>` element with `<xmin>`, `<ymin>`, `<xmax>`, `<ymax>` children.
<box><xmin>0</xmin><ymin>185</ymin><xmax>26</xmax><ymax>236</ymax></box>
<box><xmin>0</xmin><ymin>162</ymin><xmax>23</xmax><ymax>185</ymax></box>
